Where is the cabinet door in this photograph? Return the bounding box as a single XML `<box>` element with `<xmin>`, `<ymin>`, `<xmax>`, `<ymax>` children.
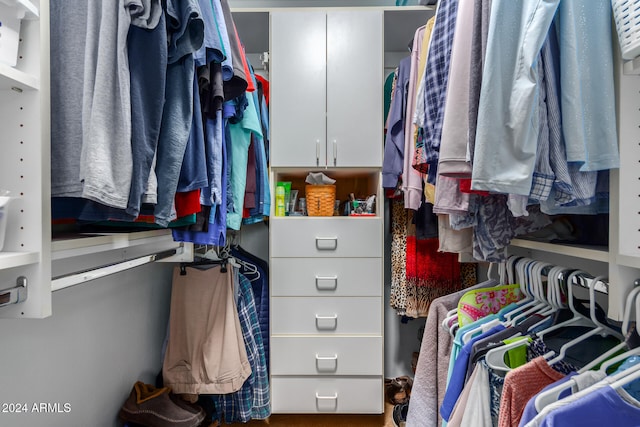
<box><xmin>326</xmin><ymin>10</ymin><xmax>383</xmax><ymax>167</ymax></box>
<box><xmin>270</xmin><ymin>11</ymin><xmax>327</xmax><ymax>167</ymax></box>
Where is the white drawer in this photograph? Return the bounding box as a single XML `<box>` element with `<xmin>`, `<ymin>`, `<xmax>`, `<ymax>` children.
<box><xmin>271</xmin><ymin>376</ymin><xmax>384</xmax><ymax>414</ymax></box>
<box><xmin>270</xmin><ymin>217</ymin><xmax>382</xmax><ymax>258</ymax></box>
<box><xmin>270</xmin><ymin>336</ymin><xmax>383</xmax><ymax>375</ymax></box>
<box><xmin>271</xmin><ymin>297</ymin><xmax>382</xmax><ymax>335</ymax></box>
<box><xmin>271</xmin><ymin>257</ymin><xmax>382</xmax><ymax>297</ymax></box>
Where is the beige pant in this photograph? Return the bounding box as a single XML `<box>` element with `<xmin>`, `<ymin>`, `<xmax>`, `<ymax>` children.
<box><xmin>163</xmin><ymin>265</ymin><xmax>251</xmax><ymax>395</ymax></box>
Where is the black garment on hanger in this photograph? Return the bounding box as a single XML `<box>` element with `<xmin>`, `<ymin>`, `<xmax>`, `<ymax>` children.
<box><xmin>179</xmin><ymin>254</ymin><xmax>228</xmax><ymax>275</ymax></box>
<box><xmin>414</xmin><ymin>200</ymin><xmax>438</xmax><ymax>240</ymax></box>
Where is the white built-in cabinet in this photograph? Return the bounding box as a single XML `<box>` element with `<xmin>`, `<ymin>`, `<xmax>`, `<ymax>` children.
<box><xmin>231</xmin><ymin>4</ymin><xmax>436</xmax><ymax>414</ymax></box>
<box><xmin>269</xmin><ymin>216</ymin><xmax>384</xmax><ymax>413</ymax></box>
<box><xmin>269</xmin><ymin>9</ymin><xmax>385</xmax><ymax>414</ymax></box>
<box><xmin>270</xmin><ymin>10</ymin><xmax>383</xmax><ymax>168</ymax></box>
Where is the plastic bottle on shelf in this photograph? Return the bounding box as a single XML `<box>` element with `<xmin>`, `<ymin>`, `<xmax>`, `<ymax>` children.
<box><xmin>275</xmin><ymin>185</ymin><xmax>285</xmax><ymax>216</ymax></box>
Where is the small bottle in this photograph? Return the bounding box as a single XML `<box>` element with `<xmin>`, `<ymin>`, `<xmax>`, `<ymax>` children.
<box><xmin>298</xmin><ymin>198</ymin><xmax>307</xmax><ymax>215</ymax></box>
<box><xmin>275</xmin><ymin>185</ymin><xmax>286</xmax><ymax>216</ymax></box>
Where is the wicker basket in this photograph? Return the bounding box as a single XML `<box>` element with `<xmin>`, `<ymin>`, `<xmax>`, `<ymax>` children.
<box><xmin>613</xmin><ymin>0</ymin><xmax>640</xmax><ymax>60</ymax></box>
<box><xmin>305</xmin><ymin>184</ymin><xmax>336</xmax><ymax>216</ymax></box>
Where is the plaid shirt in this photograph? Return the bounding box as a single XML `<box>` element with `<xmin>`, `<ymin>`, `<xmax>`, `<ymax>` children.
<box><xmin>420</xmin><ymin>0</ymin><xmax>459</xmax><ymax>168</ymax></box>
<box><xmin>212</xmin><ymin>272</ymin><xmax>270</xmax><ymax>423</ymax></box>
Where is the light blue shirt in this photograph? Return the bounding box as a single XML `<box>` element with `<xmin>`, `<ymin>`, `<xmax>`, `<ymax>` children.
<box><xmin>471</xmin><ymin>0</ymin><xmax>561</xmax><ymax>195</ymax></box>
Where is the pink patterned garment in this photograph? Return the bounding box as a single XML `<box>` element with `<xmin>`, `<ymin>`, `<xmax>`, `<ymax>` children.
<box><xmin>457</xmin><ymin>285</ymin><xmax>522</xmax><ymax>326</ymax></box>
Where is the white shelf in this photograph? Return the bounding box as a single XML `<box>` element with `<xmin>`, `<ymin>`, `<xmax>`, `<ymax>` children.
<box><xmin>509</xmin><ymin>239</ymin><xmax>610</xmax><ymax>263</ymax></box>
<box><xmin>0</xmin><ymin>251</ymin><xmax>38</xmax><ymax>269</ymax></box>
<box><xmin>616</xmin><ymin>254</ymin><xmax>640</xmax><ymax>269</ymax></box>
<box><xmin>0</xmin><ymin>63</ymin><xmax>39</xmax><ymax>91</ymax></box>
<box><xmin>0</xmin><ymin>0</ymin><xmax>38</xmax><ymax>19</ymax></box>
<box><xmin>52</xmin><ymin>229</ymin><xmax>179</xmax><ymax>260</ymax></box>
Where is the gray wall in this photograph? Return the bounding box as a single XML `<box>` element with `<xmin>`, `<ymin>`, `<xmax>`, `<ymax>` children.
<box><xmin>0</xmin><ymin>262</ymin><xmax>174</xmax><ymax>427</ymax></box>
<box><xmin>382</xmin><ymin>198</ymin><xmax>427</xmax><ymax>379</ymax></box>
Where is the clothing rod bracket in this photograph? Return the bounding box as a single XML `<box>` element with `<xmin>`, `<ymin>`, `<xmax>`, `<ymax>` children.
<box><xmin>0</xmin><ymin>276</ymin><xmax>28</xmax><ymax>309</ymax></box>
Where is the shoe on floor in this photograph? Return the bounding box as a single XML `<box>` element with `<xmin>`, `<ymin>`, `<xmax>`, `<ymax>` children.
<box><xmin>119</xmin><ymin>381</ymin><xmax>205</xmax><ymax>427</ymax></box>
<box><xmin>385</xmin><ymin>376</ymin><xmax>413</xmax><ymax>405</ymax></box>
<box><xmin>392</xmin><ymin>402</ymin><xmax>409</xmax><ymax>427</ymax></box>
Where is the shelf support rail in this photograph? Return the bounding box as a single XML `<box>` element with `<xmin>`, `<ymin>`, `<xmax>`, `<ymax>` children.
<box><xmin>51</xmin><ymin>248</ymin><xmax>181</xmax><ymax>292</ymax></box>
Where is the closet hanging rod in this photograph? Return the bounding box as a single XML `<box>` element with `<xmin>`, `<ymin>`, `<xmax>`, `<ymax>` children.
<box><xmin>51</xmin><ymin>248</ymin><xmax>181</xmax><ymax>292</ymax></box>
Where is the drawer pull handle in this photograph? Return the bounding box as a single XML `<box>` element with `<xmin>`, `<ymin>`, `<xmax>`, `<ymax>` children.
<box><xmin>315</xmin><ymin>354</ymin><xmax>338</xmax><ymax>361</ymax></box>
<box><xmin>315</xmin><ymin>392</ymin><xmax>338</xmax><ymax>400</ymax></box>
<box><xmin>315</xmin><ymin>275</ymin><xmax>338</xmax><ymax>290</ymax></box>
<box><xmin>316</xmin><ymin>392</ymin><xmax>338</xmax><ymax>411</ymax></box>
<box><xmin>315</xmin><ymin>314</ymin><xmax>338</xmax><ymax>330</ymax></box>
<box><xmin>315</xmin><ymin>237</ymin><xmax>338</xmax><ymax>251</ymax></box>
<box><xmin>315</xmin><ymin>353</ymin><xmax>339</xmax><ymax>372</ymax></box>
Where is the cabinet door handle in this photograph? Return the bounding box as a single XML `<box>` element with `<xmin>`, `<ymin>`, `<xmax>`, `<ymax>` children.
<box><xmin>315</xmin><ymin>237</ymin><xmax>338</xmax><ymax>251</ymax></box>
<box><xmin>332</xmin><ymin>139</ymin><xmax>337</xmax><ymax>166</ymax></box>
<box><xmin>316</xmin><ymin>139</ymin><xmax>321</xmax><ymax>166</ymax></box>
<box><xmin>315</xmin><ymin>314</ymin><xmax>338</xmax><ymax>330</ymax></box>
<box><xmin>315</xmin><ymin>275</ymin><xmax>338</xmax><ymax>290</ymax></box>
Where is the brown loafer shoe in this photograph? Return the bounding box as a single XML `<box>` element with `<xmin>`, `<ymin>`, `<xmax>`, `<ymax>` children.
<box><xmin>118</xmin><ymin>382</ymin><xmax>205</xmax><ymax>427</ymax></box>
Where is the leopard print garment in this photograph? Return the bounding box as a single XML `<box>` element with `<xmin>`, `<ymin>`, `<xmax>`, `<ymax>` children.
<box><xmin>404</xmin><ymin>263</ymin><xmax>477</xmax><ymax>318</ymax></box>
<box><xmin>460</xmin><ymin>263</ymin><xmax>477</xmax><ymax>288</ymax></box>
<box><xmin>390</xmin><ymin>198</ymin><xmax>408</xmax><ymax>314</ymax></box>
<box><xmin>389</xmin><ymin>198</ymin><xmax>478</xmax><ymax>317</ymax></box>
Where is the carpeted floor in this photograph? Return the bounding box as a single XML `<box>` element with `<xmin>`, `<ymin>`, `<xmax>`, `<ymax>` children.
<box><xmin>243</xmin><ymin>403</ymin><xmax>396</xmax><ymax>426</ymax></box>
